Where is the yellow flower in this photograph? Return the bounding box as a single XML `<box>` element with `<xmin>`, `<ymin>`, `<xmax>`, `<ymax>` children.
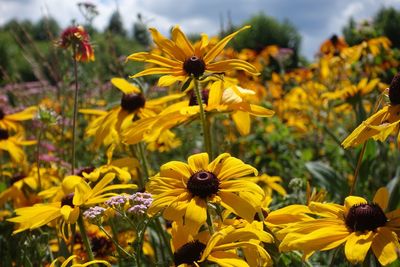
<box><xmin>248</xmin><ymin>173</ymin><xmax>287</xmax><ymax>198</ymax></box>
<box><xmin>0</xmin><ymin>106</ymin><xmax>37</xmax><ymax>133</ymax></box>
<box><xmin>322</xmin><ymin>78</ymin><xmax>380</xmax><ymax>101</ymax></box>
<box><xmin>171</xmin><ymin>220</ymin><xmax>272</xmax><ymax>266</ymax></box>
<box><xmin>127</xmin><ymin>25</ymin><xmax>259</xmax><ymax>86</ymax></box>
<box><xmin>0</xmin><ymin>129</ymin><xmax>36</xmax><ymax>163</ymax></box>
<box><xmin>123</xmin><ymin>79</ymin><xmax>274</xmax><ymax>145</ymax></box>
<box><xmin>50</xmin><ymin>255</ymin><xmax>110</xmax><ymax>267</ymax></box>
<box><xmin>80</xmin><ymin>78</ymin><xmax>184</xmax><ymax>159</ymax></box>
<box><xmin>147</xmin><ymin>152</ymin><xmax>264</xmax><ymax>234</ymax></box>
<box><xmin>342</xmin><ymin>72</ymin><xmax>400</xmax><ymax>148</ymax></box>
<box><xmin>8</xmin><ymin>173</ymin><xmax>136</xmax><ymax>234</ymax></box>
<box><xmin>278</xmin><ymin>187</ymin><xmax>400</xmax><ymax>265</ymax></box>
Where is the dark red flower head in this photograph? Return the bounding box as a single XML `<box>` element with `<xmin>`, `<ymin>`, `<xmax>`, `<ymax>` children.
<box><xmin>59</xmin><ymin>25</ymin><xmax>94</xmax><ymax>62</ymax></box>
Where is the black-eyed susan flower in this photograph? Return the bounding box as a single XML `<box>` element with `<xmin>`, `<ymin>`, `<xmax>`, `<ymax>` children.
<box><xmin>8</xmin><ymin>173</ymin><xmax>136</xmax><ymax>234</ymax></box>
<box><xmin>147</xmin><ymin>152</ymin><xmax>264</xmax><ymax>234</ymax></box>
<box><xmin>0</xmin><ymin>106</ymin><xmax>37</xmax><ymax>133</ymax></box>
<box><xmin>278</xmin><ymin>187</ymin><xmax>400</xmax><ymax>265</ymax></box>
<box><xmin>342</xmin><ymin>72</ymin><xmax>400</xmax><ymax>148</ymax></box>
<box><xmin>127</xmin><ymin>25</ymin><xmax>259</xmax><ymax>86</ymax></box>
<box><xmin>80</xmin><ymin>78</ymin><xmax>184</xmax><ymax>159</ymax></box>
<box><xmin>123</xmin><ymin>79</ymin><xmax>274</xmax><ymax>145</ymax></box>
<box><xmin>171</xmin><ymin>219</ymin><xmax>273</xmax><ymax>267</ymax></box>
<box><xmin>0</xmin><ymin>128</ymin><xmax>36</xmax><ymax>163</ymax></box>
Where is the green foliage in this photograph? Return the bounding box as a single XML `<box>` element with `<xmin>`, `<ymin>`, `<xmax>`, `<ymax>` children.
<box><xmin>374</xmin><ymin>7</ymin><xmax>400</xmax><ymax>48</ymax></box>
<box><xmin>133</xmin><ymin>13</ymin><xmax>150</xmax><ymax>47</ymax></box>
<box><xmin>32</xmin><ymin>17</ymin><xmax>60</xmax><ymax>41</ymax></box>
<box><xmin>106</xmin><ymin>11</ymin><xmax>127</xmax><ymax>37</ymax></box>
<box><xmin>232</xmin><ymin>13</ymin><xmax>301</xmax><ymax>66</ymax></box>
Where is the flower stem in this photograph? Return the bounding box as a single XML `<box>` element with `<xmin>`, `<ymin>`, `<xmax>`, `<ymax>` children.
<box><xmin>137</xmin><ymin>142</ymin><xmax>150</xmax><ymax>185</ymax></box>
<box><xmin>153</xmin><ymin>218</ymin><xmax>173</xmax><ymax>262</ymax></box>
<box><xmin>100</xmin><ymin>224</ymin><xmax>135</xmax><ymax>260</ymax></box>
<box><xmin>349</xmin><ymin>142</ymin><xmax>367</xmax><ymax>195</ymax></box>
<box><xmin>71</xmin><ymin>46</ymin><xmax>79</xmax><ymax>174</ymax></box>
<box><xmin>193</xmin><ymin>78</ymin><xmax>212</xmax><ymax>157</ymax></box>
<box><xmin>77</xmin><ymin>214</ymin><xmax>95</xmax><ymax>261</ymax></box>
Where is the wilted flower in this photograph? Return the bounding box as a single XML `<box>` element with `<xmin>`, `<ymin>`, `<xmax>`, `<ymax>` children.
<box><xmin>59</xmin><ymin>25</ymin><xmax>94</xmax><ymax>62</ymax></box>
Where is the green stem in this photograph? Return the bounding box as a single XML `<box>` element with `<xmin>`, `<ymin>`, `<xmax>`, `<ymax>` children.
<box><xmin>77</xmin><ymin>214</ymin><xmax>95</xmax><ymax>261</ymax></box>
<box><xmin>71</xmin><ymin>46</ymin><xmax>79</xmax><ymax>174</ymax></box>
<box><xmin>137</xmin><ymin>142</ymin><xmax>150</xmax><ymax>185</ymax></box>
<box><xmin>349</xmin><ymin>142</ymin><xmax>367</xmax><ymax>195</ymax></box>
<box><xmin>193</xmin><ymin>78</ymin><xmax>212</xmax><ymax>157</ymax></box>
<box><xmin>100</xmin><ymin>224</ymin><xmax>135</xmax><ymax>260</ymax></box>
<box><xmin>153</xmin><ymin>218</ymin><xmax>173</xmax><ymax>262</ymax></box>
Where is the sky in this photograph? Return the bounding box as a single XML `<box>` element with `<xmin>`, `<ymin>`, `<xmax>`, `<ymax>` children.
<box><xmin>1</xmin><ymin>0</ymin><xmax>400</xmax><ymax>59</ymax></box>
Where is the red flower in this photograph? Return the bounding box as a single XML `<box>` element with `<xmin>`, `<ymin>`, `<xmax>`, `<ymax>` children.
<box><xmin>59</xmin><ymin>25</ymin><xmax>95</xmax><ymax>62</ymax></box>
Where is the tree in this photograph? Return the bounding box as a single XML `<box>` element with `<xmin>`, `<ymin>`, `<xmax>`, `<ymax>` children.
<box><xmin>133</xmin><ymin>13</ymin><xmax>150</xmax><ymax>47</ymax></box>
<box><xmin>232</xmin><ymin>13</ymin><xmax>301</xmax><ymax>67</ymax></box>
<box><xmin>106</xmin><ymin>10</ymin><xmax>126</xmax><ymax>36</ymax></box>
<box><xmin>374</xmin><ymin>7</ymin><xmax>400</xmax><ymax>48</ymax></box>
<box><xmin>33</xmin><ymin>17</ymin><xmax>60</xmax><ymax>41</ymax></box>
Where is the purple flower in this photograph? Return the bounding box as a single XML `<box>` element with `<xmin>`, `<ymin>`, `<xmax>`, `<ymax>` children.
<box><xmin>83</xmin><ymin>206</ymin><xmax>106</xmax><ymax>223</ymax></box>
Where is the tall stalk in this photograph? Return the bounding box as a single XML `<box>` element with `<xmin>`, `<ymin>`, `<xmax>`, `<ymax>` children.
<box><xmin>193</xmin><ymin>78</ymin><xmax>212</xmax><ymax>157</ymax></box>
<box><xmin>71</xmin><ymin>46</ymin><xmax>79</xmax><ymax>174</ymax></box>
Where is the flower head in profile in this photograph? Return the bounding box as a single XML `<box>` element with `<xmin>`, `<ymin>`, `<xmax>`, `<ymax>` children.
<box><xmin>147</xmin><ymin>152</ymin><xmax>264</xmax><ymax>234</ymax></box>
<box><xmin>0</xmin><ymin>128</ymin><xmax>36</xmax><ymax>163</ymax></box>
<box><xmin>59</xmin><ymin>25</ymin><xmax>94</xmax><ymax>62</ymax></box>
<box><xmin>171</xmin><ymin>220</ymin><xmax>273</xmax><ymax>267</ymax></box>
<box><xmin>278</xmin><ymin>187</ymin><xmax>400</xmax><ymax>265</ymax></box>
<box><xmin>127</xmin><ymin>25</ymin><xmax>259</xmax><ymax>86</ymax></box>
<box><xmin>342</xmin><ymin>72</ymin><xmax>400</xmax><ymax>148</ymax></box>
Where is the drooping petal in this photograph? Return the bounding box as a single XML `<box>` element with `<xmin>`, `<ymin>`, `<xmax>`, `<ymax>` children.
<box><xmin>232</xmin><ymin>111</ymin><xmax>250</xmax><ymax>135</ymax></box>
<box><xmin>111</xmin><ymin>78</ymin><xmax>141</xmax><ymax>94</ymax></box>
<box><xmin>183</xmin><ymin>197</ymin><xmax>207</xmax><ymax>234</ymax></box>
<box><xmin>371</xmin><ymin>228</ymin><xmax>400</xmax><ymax>266</ymax></box>
<box><xmin>344</xmin><ymin>231</ymin><xmax>374</xmax><ymax>265</ymax></box>
<box><xmin>219</xmin><ymin>191</ymin><xmax>256</xmax><ymax>222</ymax></box>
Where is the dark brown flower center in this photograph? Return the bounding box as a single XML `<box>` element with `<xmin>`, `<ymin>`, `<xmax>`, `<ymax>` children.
<box><xmin>0</xmin><ymin>108</ymin><xmax>4</xmax><ymax>120</ymax></box>
<box><xmin>10</xmin><ymin>174</ymin><xmax>26</xmax><ymax>186</ymax></box>
<box><xmin>183</xmin><ymin>56</ymin><xmax>206</xmax><ymax>77</ymax></box>
<box><xmin>345</xmin><ymin>203</ymin><xmax>387</xmax><ymax>232</ymax></box>
<box><xmin>91</xmin><ymin>236</ymin><xmax>114</xmax><ymax>257</ymax></box>
<box><xmin>188</xmin><ymin>88</ymin><xmax>210</xmax><ymax>106</ymax></box>
<box><xmin>389</xmin><ymin>72</ymin><xmax>400</xmax><ymax>105</ymax></box>
<box><xmin>174</xmin><ymin>240</ymin><xmax>206</xmax><ymax>266</ymax></box>
<box><xmin>76</xmin><ymin>166</ymin><xmax>96</xmax><ymax>177</ymax></box>
<box><xmin>121</xmin><ymin>93</ymin><xmax>146</xmax><ymax>113</ymax></box>
<box><xmin>61</xmin><ymin>193</ymin><xmax>75</xmax><ymax>208</ymax></box>
<box><xmin>187</xmin><ymin>171</ymin><xmax>220</xmax><ymax>199</ymax></box>
<box><xmin>0</xmin><ymin>128</ymin><xmax>9</xmax><ymax>140</ymax></box>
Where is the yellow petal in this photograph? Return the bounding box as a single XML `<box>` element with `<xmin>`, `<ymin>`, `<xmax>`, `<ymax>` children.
<box><xmin>111</xmin><ymin>78</ymin><xmax>141</xmax><ymax>94</ymax></box>
<box><xmin>232</xmin><ymin>111</ymin><xmax>250</xmax><ymax>136</ymax></box>
<box><xmin>171</xmin><ymin>26</ymin><xmax>194</xmax><ymax>57</ymax></box>
<box><xmin>371</xmin><ymin>228</ymin><xmax>400</xmax><ymax>266</ymax></box>
<box><xmin>344</xmin><ymin>231</ymin><xmax>374</xmax><ymax>265</ymax></box>
<box><xmin>184</xmin><ymin>197</ymin><xmax>207</xmax><ymax>234</ymax></box>
<box><xmin>187</xmin><ymin>153</ymin><xmax>209</xmax><ymax>172</ymax></box>
<box><xmin>373</xmin><ymin>187</ymin><xmax>389</xmax><ymax>211</ymax></box>
<box><xmin>344</xmin><ymin>196</ymin><xmax>367</xmax><ymax>214</ymax></box>
<box><xmin>219</xmin><ymin>191</ymin><xmax>256</xmax><ymax>222</ymax></box>
<box><xmin>207</xmin><ymin>59</ymin><xmax>259</xmax><ymax>75</ymax></box>
<box><xmin>203</xmin><ymin>25</ymin><xmax>250</xmax><ymax>63</ymax></box>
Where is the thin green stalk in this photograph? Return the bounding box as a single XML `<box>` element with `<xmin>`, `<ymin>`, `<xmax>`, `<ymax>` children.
<box><xmin>349</xmin><ymin>142</ymin><xmax>367</xmax><ymax>195</ymax></box>
<box><xmin>71</xmin><ymin>46</ymin><xmax>79</xmax><ymax>174</ymax></box>
<box><xmin>193</xmin><ymin>78</ymin><xmax>212</xmax><ymax>156</ymax></box>
<box><xmin>100</xmin><ymin>224</ymin><xmax>135</xmax><ymax>260</ymax></box>
<box><xmin>77</xmin><ymin>214</ymin><xmax>95</xmax><ymax>261</ymax></box>
<box><xmin>137</xmin><ymin>142</ymin><xmax>150</xmax><ymax>184</ymax></box>
<box><xmin>153</xmin><ymin>218</ymin><xmax>173</xmax><ymax>262</ymax></box>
